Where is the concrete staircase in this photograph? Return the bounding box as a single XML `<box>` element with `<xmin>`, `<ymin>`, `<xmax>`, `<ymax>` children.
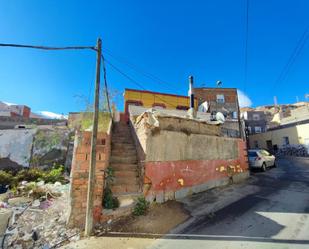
<box><xmin>110</xmin><ymin>122</ymin><xmax>141</xmax><ymax>208</ymax></box>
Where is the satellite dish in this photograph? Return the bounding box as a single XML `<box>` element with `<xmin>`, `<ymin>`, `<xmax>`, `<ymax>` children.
<box><xmin>215</xmin><ymin>112</ymin><xmax>225</xmax><ymax>124</ymax></box>
<box><xmin>216</xmin><ymin>80</ymin><xmax>222</xmax><ymax>87</ymax></box>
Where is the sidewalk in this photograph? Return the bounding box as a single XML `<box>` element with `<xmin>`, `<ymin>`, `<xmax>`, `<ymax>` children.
<box><xmin>62</xmin><ymin>174</ymin><xmax>259</xmax><ymax>248</ymax></box>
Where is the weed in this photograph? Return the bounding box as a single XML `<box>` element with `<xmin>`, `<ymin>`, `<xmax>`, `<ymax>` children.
<box><xmin>133</xmin><ymin>197</ymin><xmax>149</xmax><ymax>216</ymax></box>
<box><xmin>42</xmin><ymin>165</ymin><xmax>65</xmax><ymax>183</ymax></box>
<box><xmin>15</xmin><ymin>168</ymin><xmax>44</xmax><ymax>182</ymax></box>
<box><xmin>105</xmin><ymin>167</ymin><xmax>115</xmax><ymax>185</ymax></box>
<box><xmin>103</xmin><ymin>186</ymin><xmax>119</xmax><ymax>209</ymax></box>
<box><xmin>0</xmin><ymin>170</ymin><xmax>13</xmax><ymax>186</ymax></box>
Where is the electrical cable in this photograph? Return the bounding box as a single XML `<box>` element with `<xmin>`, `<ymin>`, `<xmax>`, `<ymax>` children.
<box><xmin>270</xmin><ymin>27</ymin><xmax>309</xmax><ymax>96</ymax></box>
<box><xmin>101</xmin><ymin>54</ymin><xmax>113</xmax><ymax>119</ymax></box>
<box><xmin>103</xmin><ymin>48</ymin><xmax>179</xmax><ymax>91</ymax></box>
<box><xmin>0</xmin><ymin>43</ymin><xmax>96</xmax><ymax>51</ymax></box>
<box><xmin>243</xmin><ymin>0</ymin><xmax>249</xmax><ymax>93</ymax></box>
<box><xmin>105</xmin><ymin>59</ymin><xmax>180</xmax><ymax>108</ymax></box>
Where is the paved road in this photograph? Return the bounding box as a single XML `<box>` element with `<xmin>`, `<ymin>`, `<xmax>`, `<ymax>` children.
<box><xmin>150</xmin><ymin>157</ymin><xmax>309</xmax><ymax>249</ymax></box>
<box><xmin>63</xmin><ymin>157</ymin><xmax>309</xmax><ymax>249</ymax></box>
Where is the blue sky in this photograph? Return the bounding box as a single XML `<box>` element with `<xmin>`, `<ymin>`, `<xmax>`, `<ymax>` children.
<box><xmin>0</xmin><ymin>0</ymin><xmax>308</xmax><ymax>115</ymax></box>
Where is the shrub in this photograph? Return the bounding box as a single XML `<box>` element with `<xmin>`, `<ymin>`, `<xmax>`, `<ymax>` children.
<box><xmin>0</xmin><ymin>170</ymin><xmax>13</xmax><ymax>186</ymax></box>
<box><xmin>103</xmin><ymin>187</ymin><xmax>119</xmax><ymax>209</ymax></box>
<box><xmin>105</xmin><ymin>167</ymin><xmax>115</xmax><ymax>186</ymax></box>
<box><xmin>10</xmin><ymin>165</ymin><xmax>65</xmax><ymax>186</ymax></box>
<box><xmin>42</xmin><ymin>165</ymin><xmax>65</xmax><ymax>183</ymax></box>
<box><xmin>133</xmin><ymin>197</ymin><xmax>149</xmax><ymax>216</ymax></box>
<box><xmin>15</xmin><ymin>168</ymin><xmax>44</xmax><ymax>182</ymax></box>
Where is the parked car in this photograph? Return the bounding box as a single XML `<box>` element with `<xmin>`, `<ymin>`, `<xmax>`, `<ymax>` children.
<box><xmin>248</xmin><ymin>149</ymin><xmax>276</xmax><ymax>171</ymax></box>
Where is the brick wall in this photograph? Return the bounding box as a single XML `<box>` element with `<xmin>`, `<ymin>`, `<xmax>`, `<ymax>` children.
<box><xmin>67</xmin><ymin>125</ymin><xmax>111</xmax><ymax>228</ymax></box>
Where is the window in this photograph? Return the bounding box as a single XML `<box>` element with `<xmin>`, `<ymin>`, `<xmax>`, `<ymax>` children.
<box><xmin>248</xmin><ymin>151</ymin><xmax>258</xmax><ymax>157</ymax></box>
<box><xmin>254</xmin><ymin>140</ymin><xmax>259</xmax><ymax>148</ymax></box>
<box><xmin>152</xmin><ymin>103</ymin><xmax>166</xmax><ymax>109</ymax></box>
<box><xmin>216</xmin><ymin>94</ymin><xmax>225</xmax><ymax>103</ymax></box>
<box><xmin>152</xmin><ymin>105</ymin><xmax>165</xmax><ymax>109</ymax></box>
<box><xmin>283</xmin><ymin>136</ymin><xmax>290</xmax><ymax>145</ymax></box>
<box><xmin>176</xmin><ymin>105</ymin><xmax>189</xmax><ymax>110</ymax></box>
<box><xmin>252</xmin><ymin>114</ymin><xmax>260</xmax><ymax>120</ymax></box>
<box><xmin>254</xmin><ymin>126</ymin><xmax>262</xmax><ymax>133</ymax></box>
<box><xmin>232</xmin><ymin>111</ymin><xmax>238</xmax><ymax>119</ymax></box>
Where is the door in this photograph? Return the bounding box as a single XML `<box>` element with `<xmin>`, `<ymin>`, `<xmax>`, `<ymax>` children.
<box><xmin>266</xmin><ymin>140</ymin><xmax>273</xmax><ymax>153</ymax></box>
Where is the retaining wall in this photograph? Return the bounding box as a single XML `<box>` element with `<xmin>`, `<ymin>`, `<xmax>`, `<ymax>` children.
<box><xmin>132</xmin><ymin>113</ymin><xmax>249</xmax><ymax>202</ymax></box>
<box><xmin>144</xmin><ymin>140</ymin><xmax>249</xmax><ymax>202</ymax></box>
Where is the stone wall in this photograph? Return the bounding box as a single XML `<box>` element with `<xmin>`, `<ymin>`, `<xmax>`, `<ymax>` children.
<box><xmin>67</xmin><ymin>123</ymin><xmax>111</xmax><ymax>228</ymax></box>
<box><xmin>0</xmin><ymin>116</ymin><xmax>66</xmax><ymax>130</ymax></box>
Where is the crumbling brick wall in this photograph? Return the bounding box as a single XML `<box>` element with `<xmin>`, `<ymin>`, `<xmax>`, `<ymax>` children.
<box><xmin>67</xmin><ymin>128</ymin><xmax>111</xmax><ymax>228</ymax></box>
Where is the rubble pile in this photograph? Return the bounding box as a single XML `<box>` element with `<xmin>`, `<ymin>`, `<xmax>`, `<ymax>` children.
<box><xmin>1</xmin><ymin>181</ymin><xmax>80</xmax><ymax>249</ymax></box>
<box><xmin>277</xmin><ymin>144</ymin><xmax>309</xmax><ymax>157</ymax></box>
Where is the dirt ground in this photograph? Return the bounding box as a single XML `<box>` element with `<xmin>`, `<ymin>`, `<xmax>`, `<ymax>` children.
<box><xmin>106</xmin><ymin>201</ymin><xmax>189</xmax><ymax>235</ymax></box>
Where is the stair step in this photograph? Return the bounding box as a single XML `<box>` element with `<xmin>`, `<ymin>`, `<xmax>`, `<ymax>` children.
<box><xmin>111</xmin><ymin>163</ymin><xmax>138</xmax><ymax>171</ymax></box>
<box><xmin>111</xmin><ymin>148</ymin><xmax>136</xmax><ymax>154</ymax></box>
<box><xmin>112</xmin><ymin>132</ymin><xmax>131</xmax><ymax>136</ymax></box>
<box><xmin>113</xmin><ymin>176</ymin><xmax>138</xmax><ymax>185</ymax></box>
<box><xmin>112</xmin><ymin>152</ymin><xmax>137</xmax><ymax>158</ymax></box>
<box><xmin>111</xmin><ymin>184</ymin><xmax>139</xmax><ymax>194</ymax></box>
<box><xmin>112</xmin><ymin>136</ymin><xmax>132</xmax><ymax>141</ymax></box>
<box><xmin>115</xmin><ymin>193</ymin><xmax>142</xmax><ymax>208</ymax></box>
<box><xmin>110</xmin><ymin>155</ymin><xmax>137</xmax><ymax>164</ymax></box>
<box><xmin>112</xmin><ymin>143</ymin><xmax>135</xmax><ymax>147</ymax></box>
<box><xmin>114</xmin><ymin>170</ymin><xmax>137</xmax><ymax>178</ymax></box>
<box><xmin>112</xmin><ymin>139</ymin><xmax>134</xmax><ymax>146</ymax></box>
<box><xmin>112</xmin><ymin>140</ymin><xmax>134</xmax><ymax>146</ymax></box>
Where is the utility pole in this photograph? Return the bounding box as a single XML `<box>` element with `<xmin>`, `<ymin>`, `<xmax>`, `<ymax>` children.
<box><xmin>188</xmin><ymin>75</ymin><xmax>196</xmax><ymax>118</ymax></box>
<box><xmin>85</xmin><ymin>38</ymin><xmax>102</xmax><ymax>236</ymax></box>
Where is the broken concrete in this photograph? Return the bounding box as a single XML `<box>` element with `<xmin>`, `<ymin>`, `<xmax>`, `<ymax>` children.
<box><xmin>2</xmin><ymin>182</ymin><xmax>80</xmax><ymax>249</ymax></box>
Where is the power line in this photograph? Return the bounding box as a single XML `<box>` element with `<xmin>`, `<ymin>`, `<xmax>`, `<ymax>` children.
<box><xmin>243</xmin><ymin>0</ymin><xmax>249</xmax><ymax>92</ymax></box>
<box><xmin>0</xmin><ymin>42</ymin><xmax>101</xmax><ymax>112</ymax></box>
<box><xmin>105</xmin><ymin>60</ymin><xmax>179</xmax><ymax>108</ymax></box>
<box><xmin>103</xmin><ymin>48</ymin><xmax>179</xmax><ymax>91</ymax></box>
<box><xmin>0</xmin><ymin>43</ymin><xmax>96</xmax><ymax>51</ymax></box>
<box><xmin>271</xmin><ymin>27</ymin><xmax>309</xmax><ymax>93</ymax></box>
<box><xmin>101</xmin><ymin>54</ymin><xmax>113</xmax><ymax>119</ymax></box>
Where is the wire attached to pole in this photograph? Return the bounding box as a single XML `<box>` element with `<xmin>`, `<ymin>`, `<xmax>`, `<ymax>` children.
<box><xmin>0</xmin><ymin>43</ymin><xmax>96</xmax><ymax>51</ymax></box>
<box><xmin>101</xmin><ymin>54</ymin><xmax>113</xmax><ymax>120</ymax></box>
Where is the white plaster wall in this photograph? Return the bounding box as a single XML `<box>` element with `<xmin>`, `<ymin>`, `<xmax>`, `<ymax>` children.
<box><xmin>0</xmin><ymin>129</ymin><xmax>37</xmax><ymax>167</ymax></box>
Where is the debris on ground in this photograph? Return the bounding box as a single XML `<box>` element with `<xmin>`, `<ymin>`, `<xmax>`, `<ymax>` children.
<box><xmin>276</xmin><ymin>144</ymin><xmax>309</xmax><ymax>157</ymax></box>
<box><xmin>0</xmin><ymin>181</ymin><xmax>80</xmax><ymax>249</ymax></box>
<box><xmin>94</xmin><ymin>201</ymin><xmax>189</xmax><ymax>236</ymax></box>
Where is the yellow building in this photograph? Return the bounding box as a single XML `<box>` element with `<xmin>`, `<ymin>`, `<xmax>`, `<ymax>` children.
<box><xmin>249</xmin><ymin>121</ymin><xmax>309</xmax><ymax>152</ymax></box>
<box><xmin>124</xmin><ymin>88</ymin><xmax>197</xmax><ymax>113</ymax></box>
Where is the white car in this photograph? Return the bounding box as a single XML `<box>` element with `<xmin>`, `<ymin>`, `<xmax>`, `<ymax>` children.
<box><xmin>248</xmin><ymin>149</ymin><xmax>276</xmax><ymax>171</ymax></box>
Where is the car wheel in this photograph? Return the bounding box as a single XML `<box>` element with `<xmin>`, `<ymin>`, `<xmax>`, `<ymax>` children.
<box><xmin>261</xmin><ymin>163</ymin><xmax>266</xmax><ymax>172</ymax></box>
